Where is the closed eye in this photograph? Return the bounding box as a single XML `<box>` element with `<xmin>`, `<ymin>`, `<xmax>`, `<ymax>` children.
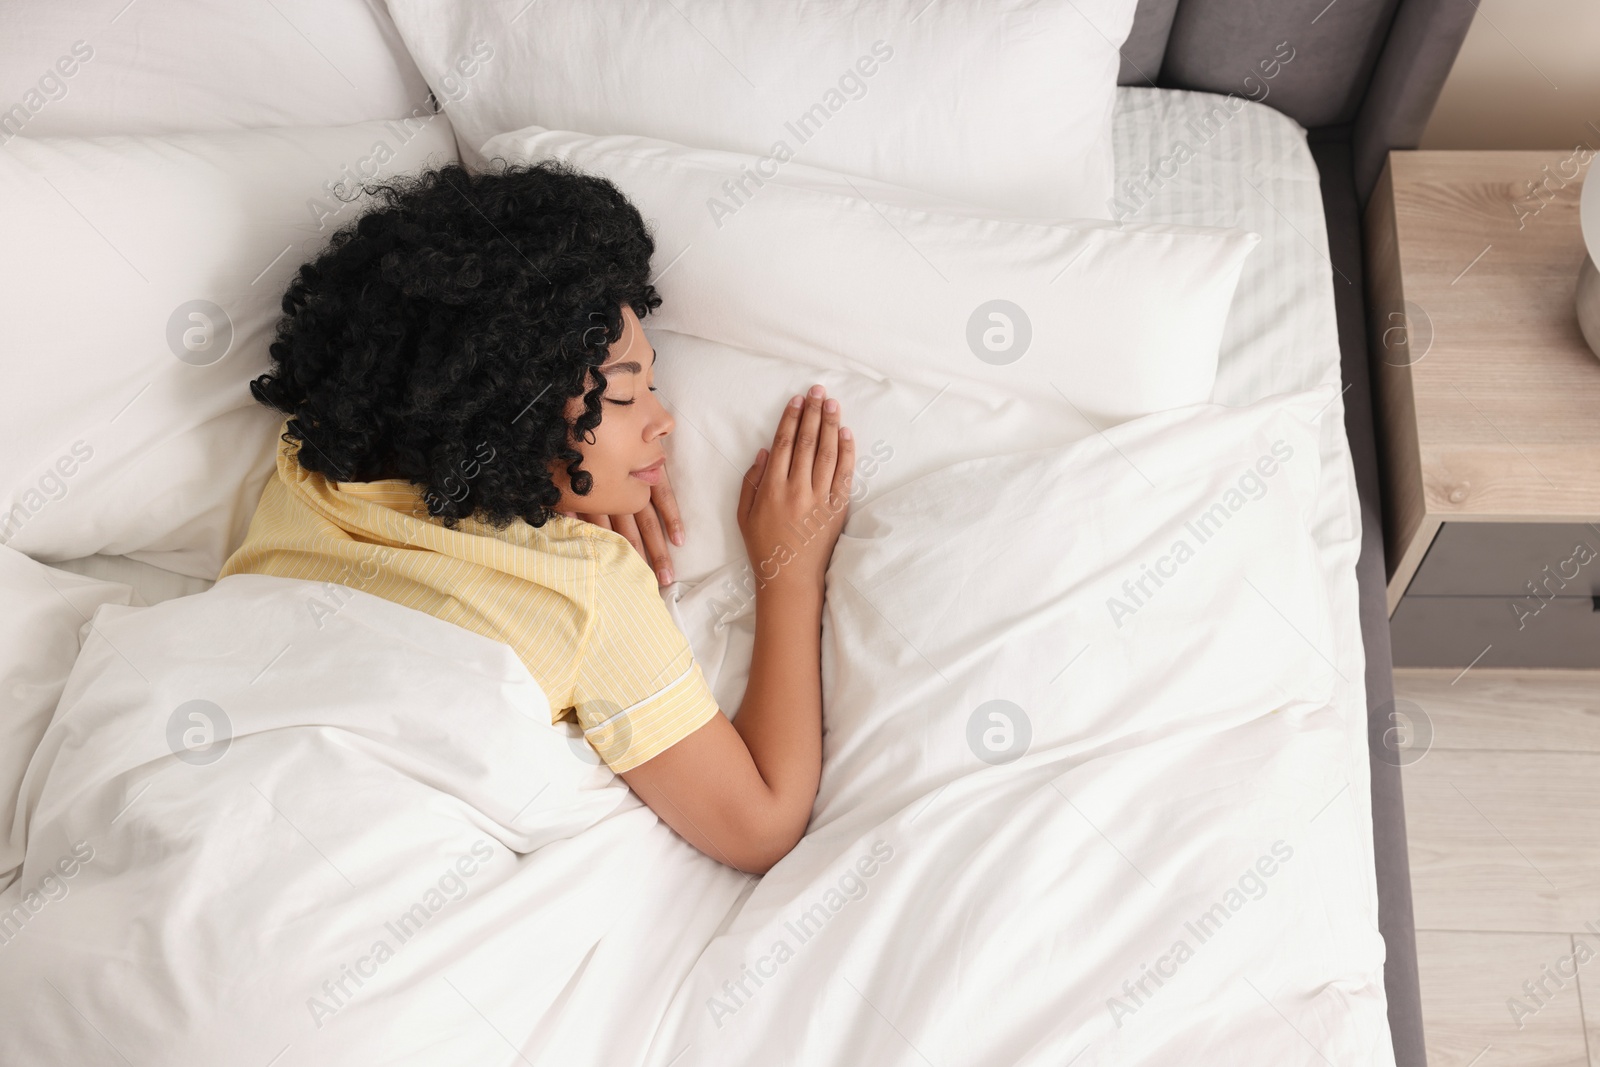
<box><xmin>605</xmin><ymin>386</ymin><xmax>656</xmax><ymax>406</ymax></box>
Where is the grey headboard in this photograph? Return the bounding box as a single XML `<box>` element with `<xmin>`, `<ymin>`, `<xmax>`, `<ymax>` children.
<box><xmin>1117</xmin><ymin>0</ymin><xmax>1474</xmax><ymax>200</ymax></box>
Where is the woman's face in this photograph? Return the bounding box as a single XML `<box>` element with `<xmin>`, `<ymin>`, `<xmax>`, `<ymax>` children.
<box><xmin>550</xmin><ymin>304</ymin><xmax>674</xmax><ymax>517</ymax></box>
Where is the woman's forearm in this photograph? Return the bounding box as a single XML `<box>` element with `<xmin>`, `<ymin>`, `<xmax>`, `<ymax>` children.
<box><xmin>733</xmin><ymin>577</ymin><xmax>825</xmax><ymax>846</ymax></box>
<box><xmin>617</xmin><ymin>575</ymin><xmax>829</xmax><ymax>876</ymax></box>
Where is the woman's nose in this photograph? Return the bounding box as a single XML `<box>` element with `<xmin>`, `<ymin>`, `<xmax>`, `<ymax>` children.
<box><xmin>648</xmin><ymin>391</ymin><xmax>675</xmax><ymax>439</ymax></box>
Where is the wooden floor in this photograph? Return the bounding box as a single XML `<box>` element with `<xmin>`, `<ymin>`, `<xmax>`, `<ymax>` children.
<box><xmin>1397</xmin><ymin>669</ymin><xmax>1600</xmax><ymax>1067</ymax></box>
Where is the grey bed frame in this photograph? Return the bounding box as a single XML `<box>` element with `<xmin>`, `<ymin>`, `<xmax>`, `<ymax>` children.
<box><xmin>1115</xmin><ymin>2</ymin><xmax>1475</xmax><ymax>1062</ymax></box>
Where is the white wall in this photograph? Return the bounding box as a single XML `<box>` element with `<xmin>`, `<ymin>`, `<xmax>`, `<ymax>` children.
<box><xmin>1420</xmin><ymin>0</ymin><xmax>1600</xmax><ymax>150</ymax></box>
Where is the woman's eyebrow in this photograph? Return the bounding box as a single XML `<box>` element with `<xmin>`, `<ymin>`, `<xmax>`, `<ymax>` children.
<box><xmin>602</xmin><ymin>345</ymin><xmax>656</xmax><ymax>376</ymax></box>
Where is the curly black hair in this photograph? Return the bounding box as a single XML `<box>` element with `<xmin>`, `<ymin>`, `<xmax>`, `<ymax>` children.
<box><xmin>249</xmin><ymin>158</ymin><xmax>662</xmax><ymax>529</ymax></box>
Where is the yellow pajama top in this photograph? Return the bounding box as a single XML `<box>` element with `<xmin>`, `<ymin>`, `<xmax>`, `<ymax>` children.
<box><xmin>217</xmin><ymin>426</ymin><xmax>721</xmax><ymax>773</ymax></box>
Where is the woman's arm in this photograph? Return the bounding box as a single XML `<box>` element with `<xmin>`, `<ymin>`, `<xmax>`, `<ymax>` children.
<box><xmin>619</xmin><ymin>386</ymin><xmax>852</xmax><ymax>874</ymax></box>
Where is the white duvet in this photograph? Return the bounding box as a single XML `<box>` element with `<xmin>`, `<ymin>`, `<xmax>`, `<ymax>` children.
<box><xmin>0</xmin><ymin>388</ymin><xmax>1392</xmax><ymax>1065</ymax></box>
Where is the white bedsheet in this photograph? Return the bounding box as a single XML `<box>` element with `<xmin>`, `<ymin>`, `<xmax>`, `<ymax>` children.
<box><xmin>1112</xmin><ymin>84</ymin><xmax>1378</xmax><ymax>946</ymax></box>
<box><xmin>4</xmin><ymin>88</ymin><xmax>1388</xmax><ymax>1065</ymax></box>
<box><xmin>1118</xmin><ymin>85</ymin><xmax>1384</xmax><ymax>1059</ymax></box>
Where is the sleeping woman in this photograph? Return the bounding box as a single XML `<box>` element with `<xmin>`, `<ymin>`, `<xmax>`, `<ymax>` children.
<box><xmin>217</xmin><ymin>159</ymin><xmax>852</xmax><ymax>875</ymax></box>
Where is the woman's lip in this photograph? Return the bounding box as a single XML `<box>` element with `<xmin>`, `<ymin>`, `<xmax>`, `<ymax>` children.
<box><xmin>630</xmin><ymin>458</ymin><xmax>666</xmax><ymax>484</ymax></box>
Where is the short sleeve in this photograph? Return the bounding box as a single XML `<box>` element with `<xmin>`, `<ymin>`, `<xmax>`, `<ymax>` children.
<box><xmin>572</xmin><ymin>530</ymin><xmax>722</xmax><ymax>773</ymax></box>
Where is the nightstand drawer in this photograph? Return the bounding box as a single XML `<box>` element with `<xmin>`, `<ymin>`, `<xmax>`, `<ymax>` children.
<box><xmin>1406</xmin><ymin>522</ymin><xmax>1600</xmax><ymax>598</ymax></box>
<box><xmin>1392</xmin><ymin>594</ymin><xmax>1600</xmax><ymax>668</ymax></box>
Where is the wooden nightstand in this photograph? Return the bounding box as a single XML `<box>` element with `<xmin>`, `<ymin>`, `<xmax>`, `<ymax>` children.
<box><xmin>1364</xmin><ymin>150</ymin><xmax>1600</xmax><ymax>668</ymax></box>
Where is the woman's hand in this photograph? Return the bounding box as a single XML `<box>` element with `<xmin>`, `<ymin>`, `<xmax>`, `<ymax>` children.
<box><xmin>577</xmin><ymin>468</ymin><xmax>685</xmax><ymax>588</ymax></box>
<box><xmin>737</xmin><ymin>385</ymin><xmax>854</xmax><ymax>594</ymax></box>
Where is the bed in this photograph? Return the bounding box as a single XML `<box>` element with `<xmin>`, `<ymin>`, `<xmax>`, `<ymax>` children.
<box><xmin>0</xmin><ymin>1</ymin><xmax>1472</xmax><ymax>1063</ymax></box>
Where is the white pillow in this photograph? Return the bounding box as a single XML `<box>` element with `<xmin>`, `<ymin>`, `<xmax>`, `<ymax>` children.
<box><xmin>0</xmin><ymin>546</ymin><xmax>135</xmax><ymax>883</ymax></box>
<box><xmin>0</xmin><ymin>120</ymin><xmax>459</xmax><ymax>578</ymax></box>
<box><xmin>0</xmin><ymin>0</ymin><xmax>432</xmax><ymax>137</ymax></box>
<box><xmin>478</xmin><ymin>125</ymin><xmax>1260</xmax><ymax>585</ymax></box>
<box><xmin>672</xmin><ymin>388</ymin><xmax>1340</xmax><ymax>829</ymax></box>
<box><xmin>387</xmin><ymin>0</ymin><xmax>1138</xmax><ymax>218</ymax></box>
<box><xmin>51</xmin><ymin>555</ymin><xmax>214</xmax><ymax>608</ymax></box>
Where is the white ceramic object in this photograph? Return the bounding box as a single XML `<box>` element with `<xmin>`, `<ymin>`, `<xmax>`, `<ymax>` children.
<box><xmin>1580</xmin><ymin>161</ymin><xmax>1600</xmax><ymax>358</ymax></box>
<box><xmin>1584</xmin><ymin>153</ymin><xmax>1600</xmax><ymax>254</ymax></box>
